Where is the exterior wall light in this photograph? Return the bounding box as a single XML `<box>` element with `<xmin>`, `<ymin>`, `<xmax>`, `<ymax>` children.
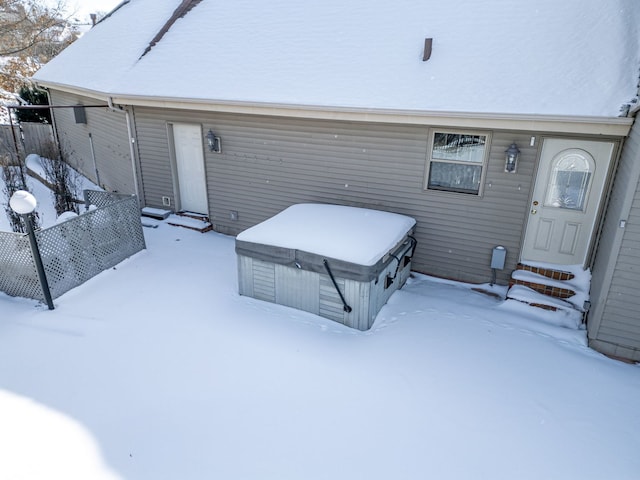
<box><xmin>9</xmin><ymin>190</ymin><xmax>54</xmax><ymax>310</ymax></box>
<box><xmin>504</xmin><ymin>142</ymin><xmax>520</xmax><ymax>173</ymax></box>
<box><xmin>206</xmin><ymin>129</ymin><xmax>221</xmax><ymax>153</ymax></box>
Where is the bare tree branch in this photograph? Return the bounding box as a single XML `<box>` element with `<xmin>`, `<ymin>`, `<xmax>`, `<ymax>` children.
<box><xmin>0</xmin><ymin>0</ymin><xmax>77</xmax><ymax>91</ymax></box>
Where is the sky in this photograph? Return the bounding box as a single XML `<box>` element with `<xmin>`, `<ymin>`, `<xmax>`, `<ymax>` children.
<box><xmin>62</xmin><ymin>0</ymin><xmax>123</xmax><ymax>25</ymax></box>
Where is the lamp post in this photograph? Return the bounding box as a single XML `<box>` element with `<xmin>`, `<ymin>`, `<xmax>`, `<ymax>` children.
<box><xmin>9</xmin><ymin>190</ymin><xmax>54</xmax><ymax>310</ymax></box>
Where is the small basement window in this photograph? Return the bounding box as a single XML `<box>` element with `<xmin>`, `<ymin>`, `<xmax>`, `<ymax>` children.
<box><xmin>425</xmin><ymin>130</ymin><xmax>490</xmax><ymax>195</ymax></box>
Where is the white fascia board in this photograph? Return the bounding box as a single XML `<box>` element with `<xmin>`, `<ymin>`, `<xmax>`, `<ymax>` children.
<box><xmin>37</xmin><ymin>82</ymin><xmax>633</xmax><ymax>137</ymax></box>
<box><xmin>35</xmin><ymin>82</ymin><xmax>113</xmax><ymax>103</ymax></box>
<box><xmin>109</xmin><ymin>95</ymin><xmax>634</xmax><ymax>136</ymax></box>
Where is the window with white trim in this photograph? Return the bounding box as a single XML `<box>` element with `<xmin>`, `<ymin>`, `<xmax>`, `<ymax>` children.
<box><xmin>425</xmin><ymin>131</ymin><xmax>490</xmax><ymax>195</ymax></box>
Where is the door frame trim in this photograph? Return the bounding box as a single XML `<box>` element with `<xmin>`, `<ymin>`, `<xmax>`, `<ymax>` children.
<box><xmin>167</xmin><ymin>121</ymin><xmax>209</xmax><ymax>214</ymax></box>
<box><xmin>520</xmin><ymin>136</ymin><xmax>620</xmax><ymax>268</ymax></box>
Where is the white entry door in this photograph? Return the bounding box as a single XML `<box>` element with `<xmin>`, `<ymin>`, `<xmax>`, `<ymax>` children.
<box><xmin>173</xmin><ymin>123</ymin><xmax>208</xmax><ymax>214</ymax></box>
<box><xmin>521</xmin><ymin>138</ymin><xmax>614</xmax><ymax>266</ymax></box>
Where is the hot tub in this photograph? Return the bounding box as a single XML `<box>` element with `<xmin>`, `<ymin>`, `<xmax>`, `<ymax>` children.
<box><xmin>236</xmin><ymin>204</ymin><xmax>416</xmax><ymax>330</ymax></box>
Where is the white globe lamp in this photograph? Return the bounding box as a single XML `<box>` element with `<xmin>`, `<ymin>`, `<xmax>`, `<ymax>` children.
<box><xmin>9</xmin><ymin>190</ymin><xmax>37</xmax><ymax>215</ymax></box>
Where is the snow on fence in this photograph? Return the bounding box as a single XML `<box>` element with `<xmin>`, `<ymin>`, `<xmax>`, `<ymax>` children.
<box><xmin>0</xmin><ymin>190</ymin><xmax>145</xmax><ymax>303</ymax></box>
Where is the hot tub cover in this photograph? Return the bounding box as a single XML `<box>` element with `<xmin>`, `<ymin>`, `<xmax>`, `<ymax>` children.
<box><xmin>236</xmin><ymin>203</ymin><xmax>416</xmax><ymax>266</ymax></box>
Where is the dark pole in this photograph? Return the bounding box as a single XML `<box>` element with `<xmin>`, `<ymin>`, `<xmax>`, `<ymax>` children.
<box><xmin>23</xmin><ymin>213</ymin><xmax>54</xmax><ymax>310</ymax></box>
<box><xmin>6</xmin><ymin>106</ymin><xmax>22</xmax><ymax>163</ymax></box>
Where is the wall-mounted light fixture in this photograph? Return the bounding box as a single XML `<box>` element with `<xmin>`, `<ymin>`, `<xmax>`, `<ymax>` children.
<box><xmin>206</xmin><ymin>129</ymin><xmax>221</xmax><ymax>153</ymax></box>
<box><xmin>504</xmin><ymin>142</ymin><xmax>520</xmax><ymax>173</ymax></box>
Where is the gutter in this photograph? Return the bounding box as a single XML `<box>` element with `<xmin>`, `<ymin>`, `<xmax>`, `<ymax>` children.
<box><xmin>93</xmin><ymin>96</ymin><xmax>639</xmax><ymax>137</ymax></box>
<box><xmin>111</xmin><ymin>96</ymin><xmax>635</xmax><ymax>137</ymax></box>
<box><xmin>34</xmin><ymin>81</ymin><xmax>634</xmax><ymax>137</ymax></box>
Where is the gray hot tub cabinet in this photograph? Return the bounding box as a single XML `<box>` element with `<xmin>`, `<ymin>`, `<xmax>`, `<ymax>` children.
<box><xmin>235</xmin><ymin>204</ymin><xmax>416</xmax><ymax>331</ymax></box>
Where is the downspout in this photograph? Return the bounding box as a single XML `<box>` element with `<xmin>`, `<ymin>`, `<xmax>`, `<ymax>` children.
<box><xmin>88</xmin><ymin>132</ymin><xmax>101</xmax><ymax>186</ymax></box>
<box><xmin>108</xmin><ymin>97</ymin><xmax>141</xmax><ymax>200</ymax></box>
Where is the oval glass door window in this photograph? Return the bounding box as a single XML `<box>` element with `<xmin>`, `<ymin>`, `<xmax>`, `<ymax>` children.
<box><xmin>544</xmin><ymin>149</ymin><xmax>594</xmax><ymax>211</ymax></box>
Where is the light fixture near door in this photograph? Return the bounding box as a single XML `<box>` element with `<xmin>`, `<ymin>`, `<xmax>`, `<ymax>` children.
<box><xmin>504</xmin><ymin>142</ymin><xmax>520</xmax><ymax>173</ymax></box>
<box><xmin>206</xmin><ymin>129</ymin><xmax>222</xmax><ymax>153</ymax></box>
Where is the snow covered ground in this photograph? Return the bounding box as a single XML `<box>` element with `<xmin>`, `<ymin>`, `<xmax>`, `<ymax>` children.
<box><xmin>1</xmin><ymin>173</ymin><xmax>640</xmax><ymax>479</ymax></box>
<box><xmin>0</xmin><ymin>155</ymin><xmax>100</xmax><ymax>232</ymax></box>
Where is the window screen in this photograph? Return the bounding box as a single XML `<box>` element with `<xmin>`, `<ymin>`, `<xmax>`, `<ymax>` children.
<box><xmin>427</xmin><ymin>132</ymin><xmax>488</xmax><ymax>194</ymax></box>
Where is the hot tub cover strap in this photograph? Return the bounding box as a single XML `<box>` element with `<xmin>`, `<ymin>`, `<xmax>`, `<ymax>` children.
<box><xmin>323</xmin><ymin>259</ymin><xmax>352</xmax><ymax>313</ymax></box>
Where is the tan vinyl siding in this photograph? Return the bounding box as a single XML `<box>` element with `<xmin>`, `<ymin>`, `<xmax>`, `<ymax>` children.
<box><xmin>600</xmin><ymin>192</ymin><xmax>640</xmax><ymax>341</ymax></box>
<box><xmin>589</xmin><ymin>116</ymin><xmax>640</xmax><ymax>361</ymax></box>
<box><xmin>49</xmin><ymin>90</ymin><xmax>134</xmax><ymax>194</ymax></box>
<box><xmin>133</xmin><ymin>106</ymin><xmax>542</xmax><ymax>284</ymax></box>
<box><xmin>131</xmin><ymin>110</ymin><xmax>174</xmax><ymax>206</ymax></box>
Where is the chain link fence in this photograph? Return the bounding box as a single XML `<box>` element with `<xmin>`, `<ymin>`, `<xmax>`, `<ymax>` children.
<box><xmin>0</xmin><ymin>190</ymin><xmax>145</xmax><ymax>303</ymax></box>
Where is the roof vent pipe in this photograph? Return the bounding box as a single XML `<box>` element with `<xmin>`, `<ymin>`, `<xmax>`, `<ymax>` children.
<box><xmin>423</xmin><ymin>38</ymin><xmax>433</xmax><ymax>61</ymax></box>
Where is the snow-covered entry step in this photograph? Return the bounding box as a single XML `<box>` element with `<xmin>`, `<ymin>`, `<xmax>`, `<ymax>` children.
<box><xmin>507</xmin><ymin>284</ymin><xmax>577</xmax><ymax>313</ymax></box>
<box><xmin>177</xmin><ymin>211</ymin><xmax>210</xmax><ymax>222</ymax></box>
<box><xmin>141</xmin><ymin>207</ymin><xmax>172</xmax><ymax>220</ymax></box>
<box><xmin>511</xmin><ymin>268</ymin><xmax>588</xmax><ymax>310</ymax></box>
<box><xmin>511</xmin><ymin>268</ymin><xmax>574</xmax><ymax>290</ymax></box>
<box><xmin>167</xmin><ymin>214</ymin><xmax>212</xmax><ymax>233</ymax></box>
<box><xmin>505</xmin><ymin>285</ymin><xmax>583</xmax><ymax>329</ymax></box>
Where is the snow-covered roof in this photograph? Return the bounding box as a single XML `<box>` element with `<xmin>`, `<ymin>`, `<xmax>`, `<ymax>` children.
<box><xmin>33</xmin><ymin>0</ymin><xmax>640</xmax><ymax>117</ymax></box>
